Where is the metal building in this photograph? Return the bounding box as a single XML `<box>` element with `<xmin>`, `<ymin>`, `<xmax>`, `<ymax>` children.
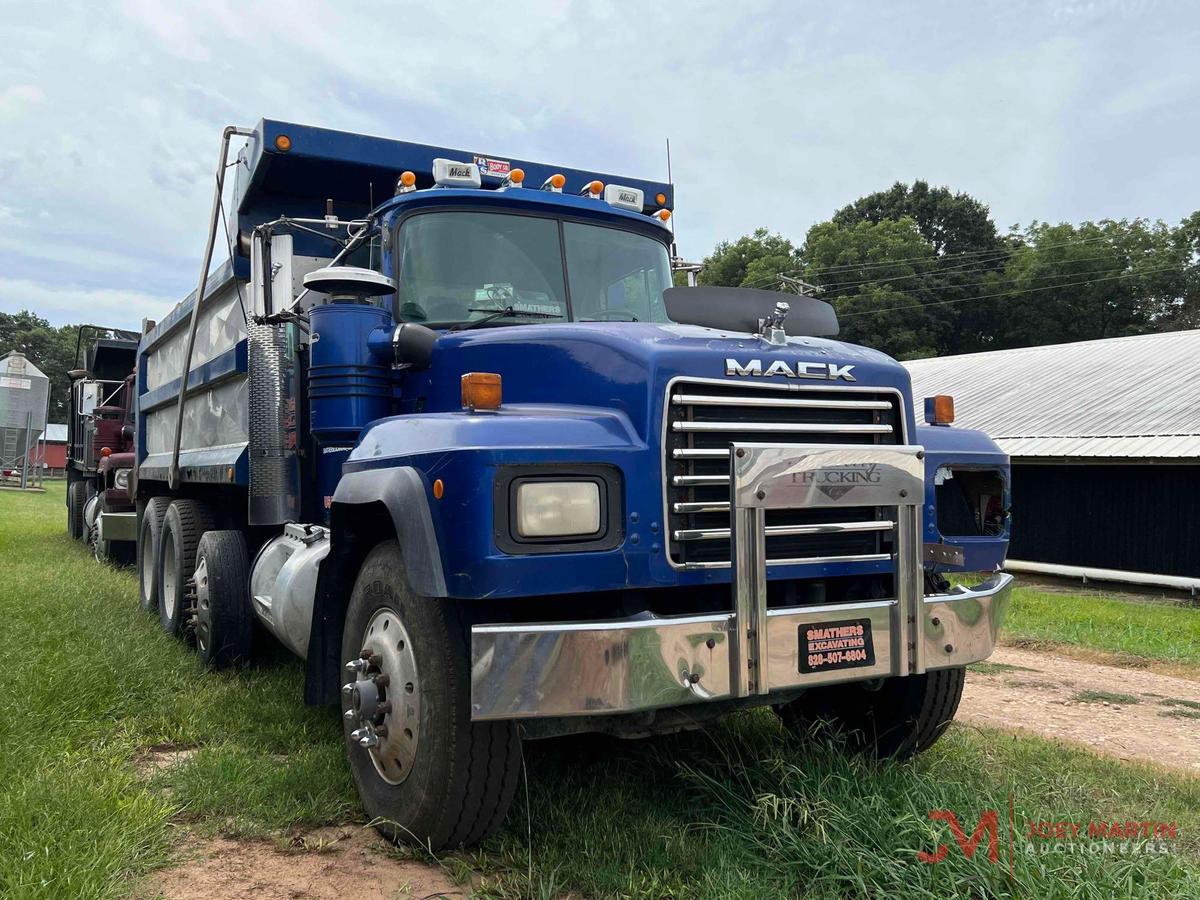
<box><xmin>905</xmin><ymin>329</ymin><xmax>1200</xmax><ymax>588</ymax></box>
<box><xmin>1</xmin><ymin>350</ymin><xmax>51</xmax><ymax>487</ymax></box>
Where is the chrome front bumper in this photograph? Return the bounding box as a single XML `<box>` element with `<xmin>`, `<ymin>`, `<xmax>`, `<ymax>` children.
<box><xmin>470</xmin><ymin>443</ymin><xmax>1013</xmax><ymax>721</ymax></box>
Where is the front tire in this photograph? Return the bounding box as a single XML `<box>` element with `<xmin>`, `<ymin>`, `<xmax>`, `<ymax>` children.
<box><xmin>68</xmin><ymin>481</ymin><xmax>87</xmax><ymax>540</ymax></box>
<box><xmin>774</xmin><ymin>667</ymin><xmax>966</xmax><ymax>759</ymax></box>
<box><xmin>157</xmin><ymin>499</ymin><xmax>214</xmax><ymax>639</ymax></box>
<box><xmin>341</xmin><ymin>541</ymin><xmax>520</xmax><ymax>850</ymax></box>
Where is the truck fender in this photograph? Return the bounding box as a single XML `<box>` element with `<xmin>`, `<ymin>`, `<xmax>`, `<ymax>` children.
<box><xmin>303</xmin><ymin>466</ymin><xmax>447</xmax><ymax>705</ymax></box>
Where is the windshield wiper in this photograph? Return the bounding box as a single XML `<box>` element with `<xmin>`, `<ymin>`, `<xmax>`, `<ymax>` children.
<box><xmin>450</xmin><ymin>306</ymin><xmax>564</xmax><ymax>332</ymax></box>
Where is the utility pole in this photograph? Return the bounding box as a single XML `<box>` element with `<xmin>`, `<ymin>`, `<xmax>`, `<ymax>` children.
<box><xmin>776</xmin><ymin>273</ymin><xmax>822</xmax><ymax>295</ymax></box>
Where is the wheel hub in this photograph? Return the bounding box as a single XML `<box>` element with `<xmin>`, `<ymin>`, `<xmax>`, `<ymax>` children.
<box><xmin>191</xmin><ymin>557</ymin><xmax>210</xmax><ymax>653</ymax></box>
<box><xmin>342</xmin><ymin>609</ymin><xmax>420</xmax><ymax>785</ymax></box>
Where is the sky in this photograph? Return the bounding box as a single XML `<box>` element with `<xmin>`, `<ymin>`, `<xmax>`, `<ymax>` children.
<box><xmin>1</xmin><ymin>0</ymin><xmax>1197</xmax><ymax>330</ymax></box>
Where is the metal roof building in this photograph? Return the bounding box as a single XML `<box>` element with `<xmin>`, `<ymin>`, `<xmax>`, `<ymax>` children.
<box><xmin>905</xmin><ymin>329</ymin><xmax>1200</xmax><ymax>461</ymax></box>
<box><xmin>904</xmin><ymin>330</ymin><xmax>1200</xmax><ymax>587</ymax></box>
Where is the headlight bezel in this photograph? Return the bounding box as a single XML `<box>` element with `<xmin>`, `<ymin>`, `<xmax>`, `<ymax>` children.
<box><xmin>493</xmin><ymin>464</ymin><xmax>623</xmax><ymax>554</ymax></box>
<box><xmin>113</xmin><ymin>468</ymin><xmax>131</xmax><ymax>491</ymax></box>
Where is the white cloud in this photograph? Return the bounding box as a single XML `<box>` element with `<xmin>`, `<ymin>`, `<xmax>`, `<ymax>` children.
<box><xmin>0</xmin><ymin>277</ymin><xmax>175</xmax><ymax>331</ymax></box>
<box><xmin>0</xmin><ymin>84</ymin><xmax>45</xmax><ymax>121</ymax></box>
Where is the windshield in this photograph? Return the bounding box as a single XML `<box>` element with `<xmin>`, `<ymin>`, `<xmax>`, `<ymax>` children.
<box><xmin>394</xmin><ymin>211</ymin><xmax>672</xmax><ymax>327</ymax></box>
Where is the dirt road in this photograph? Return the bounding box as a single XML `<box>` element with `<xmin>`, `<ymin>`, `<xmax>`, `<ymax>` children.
<box><xmin>959</xmin><ymin>646</ymin><xmax>1200</xmax><ymax>773</ymax></box>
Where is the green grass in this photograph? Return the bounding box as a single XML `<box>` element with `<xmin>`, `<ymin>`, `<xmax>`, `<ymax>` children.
<box><xmin>1070</xmin><ymin>690</ymin><xmax>1141</xmax><ymax>706</ymax></box>
<box><xmin>3</xmin><ymin>486</ymin><xmax>1200</xmax><ymax>898</ymax></box>
<box><xmin>1003</xmin><ymin>583</ymin><xmax>1200</xmax><ymax>670</ymax></box>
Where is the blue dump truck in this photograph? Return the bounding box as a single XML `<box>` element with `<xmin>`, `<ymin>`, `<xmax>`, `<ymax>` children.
<box><xmin>132</xmin><ymin>120</ymin><xmax>1013</xmax><ymax>849</ymax></box>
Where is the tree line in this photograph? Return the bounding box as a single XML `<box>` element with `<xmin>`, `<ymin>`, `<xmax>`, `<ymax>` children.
<box><xmin>690</xmin><ymin>180</ymin><xmax>1200</xmax><ymax>359</ymax></box>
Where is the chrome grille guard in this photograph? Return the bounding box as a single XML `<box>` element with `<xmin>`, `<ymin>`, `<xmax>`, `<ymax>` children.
<box><xmin>729</xmin><ymin>442</ymin><xmax>925</xmax><ymax>697</ymax></box>
<box><xmin>469</xmin><ymin>441</ymin><xmax>1012</xmax><ymax>720</ymax></box>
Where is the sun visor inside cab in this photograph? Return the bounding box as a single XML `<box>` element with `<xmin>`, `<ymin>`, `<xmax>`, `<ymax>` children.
<box><xmin>663</xmin><ymin>286</ymin><xmax>840</xmax><ymax>337</ymax></box>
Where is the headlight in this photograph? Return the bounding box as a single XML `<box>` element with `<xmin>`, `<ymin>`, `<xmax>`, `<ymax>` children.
<box><xmin>516</xmin><ymin>481</ymin><xmax>601</xmax><ymax>538</ymax></box>
<box><xmin>493</xmin><ymin>465</ymin><xmax>623</xmax><ymax>554</ymax></box>
<box><xmin>113</xmin><ymin>468</ymin><xmax>131</xmax><ymax>491</ymax></box>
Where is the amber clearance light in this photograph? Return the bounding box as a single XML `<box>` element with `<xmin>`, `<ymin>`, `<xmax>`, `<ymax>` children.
<box><xmin>462</xmin><ymin>372</ymin><xmax>502</xmax><ymax>411</ymax></box>
<box><xmin>924</xmin><ymin>394</ymin><xmax>955</xmax><ymax>426</ymax></box>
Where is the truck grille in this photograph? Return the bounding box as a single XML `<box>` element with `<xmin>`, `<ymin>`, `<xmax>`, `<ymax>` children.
<box><xmin>663</xmin><ymin>379</ymin><xmax>906</xmax><ymax>568</ymax></box>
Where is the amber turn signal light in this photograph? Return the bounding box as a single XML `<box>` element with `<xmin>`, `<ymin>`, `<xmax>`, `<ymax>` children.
<box><xmin>100</xmin><ymin>446</ymin><xmax>112</xmax><ymax>457</ymax></box>
<box><xmin>462</xmin><ymin>372</ymin><xmax>502</xmax><ymax>411</ymax></box>
<box><xmin>924</xmin><ymin>394</ymin><xmax>955</xmax><ymax>425</ymax></box>
<box><xmin>274</xmin><ymin>134</ymin><xmax>292</xmax><ymax>152</ymax></box>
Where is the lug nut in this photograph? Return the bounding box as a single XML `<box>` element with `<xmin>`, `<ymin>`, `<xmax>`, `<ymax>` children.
<box><xmin>341</xmin><ymin>683</ymin><xmax>354</xmax><ymax>696</ymax></box>
<box><xmin>343</xmin><ymin>708</ymin><xmax>356</xmax><ymax>720</ymax></box>
<box><xmin>358</xmin><ymin>733</ymin><xmax>380</xmax><ymax>748</ymax></box>
<box><xmin>374</xmin><ymin>674</ymin><xmax>390</xmax><ymax>688</ymax></box>
<box><xmin>345</xmin><ymin>659</ymin><xmax>367</xmax><ymax>672</ymax></box>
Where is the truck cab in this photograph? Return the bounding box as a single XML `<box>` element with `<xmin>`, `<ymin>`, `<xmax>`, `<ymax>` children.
<box><xmin>132</xmin><ymin>120</ymin><xmax>1013</xmax><ymax>851</ymax></box>
<box><xmin>66</xmin><ymin>330</ymin><xmax>138</xmax><ymax>560</ymax></box>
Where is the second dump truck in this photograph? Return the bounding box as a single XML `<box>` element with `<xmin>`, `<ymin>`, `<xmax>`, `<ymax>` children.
<box><xmin>131</xmin><ymin>120</ymin><xmax>1013</xmax><ymax>849</ymax></box>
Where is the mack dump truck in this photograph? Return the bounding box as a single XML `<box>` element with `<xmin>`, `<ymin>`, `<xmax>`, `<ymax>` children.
<box><xmin>132</xmin><ymin>120</ymin><xmax>1013</xmax><ymax>849</ymax></box>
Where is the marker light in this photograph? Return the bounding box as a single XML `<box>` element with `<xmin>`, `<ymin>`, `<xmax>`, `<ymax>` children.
<box><xmin>654</xmin><ymin>209</ymin><xmax>671</xmax><ymax>222</ymax></box>
<box><xmin>542</xmin><ymin>173</ymin><xmax>566</xmax><ymax>192</ymax></box>
<box><xmin>274</xmin><ymin>134</ymin><xmax>292</xmax><ymax>152</ymax></box>
<box><xmin>432</xmin><ymin>158</ymin><xmax>482</xmax><ymax>189</ymax></box>
<box><xmin>924</xmin><ymin>395</ymin><xmax>955</xmax><ymax>426</ymax></box>
<box><xmin>604</xmin><ymin>184</ymin><xmax>644</xmax><ymax>212</ymax></box>
<box><xmin>433</xmin><ymin>478</ymin><xmax>445</xmax><ymax>499</ymax></box>
<box><xmin>516</xmin><ymin>481</ymin><xmax>601</xmax><ymax>538</ymax></box>
<box><xmin>504</xmin><ymin>167</ymin><xmax>525</xmax><ymax>187</ymax></box>
<box><xmin>655</xmin><ymin>192</ymin><xmax>667</xmax><ymax>206</ymax></box>
<box><xmin>582</xmin><ymin>180</ymin><xmax>603</xmax><ymax>198</ymax></box>
<box><xmin>461</xmin><ymin>372</ymin><xmax>502</xmax><ymax>411</ymax></box>
<box><xmin>396</xmin><ymin>170</ymin><xmax>417</xmax><ymax>194</ymax></box>
<box><xmin>100</xmin><ymin>447</ymin><xmax>111</xmax><ymax>457</ymax></box>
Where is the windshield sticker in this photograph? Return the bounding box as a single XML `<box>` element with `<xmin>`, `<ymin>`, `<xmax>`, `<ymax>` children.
<box><xmin>474</xmin><ymin>155</ymin><xmax>511</xmax><ymax>180</ymax></box>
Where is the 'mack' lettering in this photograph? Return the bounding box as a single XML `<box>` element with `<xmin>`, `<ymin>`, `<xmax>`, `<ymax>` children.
<box><xmin>725</xmin><ymin>358</ymin><xmax>857</xmax><ymax>382</ymax></box>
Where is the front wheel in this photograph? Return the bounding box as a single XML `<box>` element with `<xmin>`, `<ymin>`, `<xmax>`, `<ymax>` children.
<box><xmin>68</xmin><ymin>481</ymin><xmax>88</xmax><ymax>540</ymax></box>
<box><xmin>774</xmin><ymin>667</ymin><xmax>966</xmax><ymax>759</ymax></box>
<box><xmin>340</xmin><ymin>541</ymin><xmax>521</xmax><ymax>850</ymax></box>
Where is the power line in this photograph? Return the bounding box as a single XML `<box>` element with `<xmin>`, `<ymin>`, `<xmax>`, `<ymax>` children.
<box><xmin>728</xmin><ymin>232</ymin><xmax>1119</xmax><ymax>284</ymax></box>
<box><xmin>837</xmin><ymin>264</ymin><xmax>1182</xmax><ymax>318</ymax></box>
<box><xmin>735</xmin><ymin>242</ymin><xmax>1171</xmax><ymax>294</ymax></box>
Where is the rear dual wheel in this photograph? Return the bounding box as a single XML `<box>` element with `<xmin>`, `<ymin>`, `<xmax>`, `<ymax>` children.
<box><xmin>137</xmin><ymin>497</ymin><xmax>171</xmax><ymax>612</ymax></box>
<box><xmin>157</xmin><ymin>499</ymin><xmax>215</xmax><ymax>640</ymax></box>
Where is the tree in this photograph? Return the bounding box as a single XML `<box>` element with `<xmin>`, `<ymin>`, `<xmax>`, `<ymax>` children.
<box><xmin>828</xmin><ymin>181</ymin><xmax>1008</xmax><ymax>354</ymax></box>
<box><xmin>0</xmin><ymin>311</ymin><xmax>79</xmax><ymax>421</ymax></box>
<box><xmin>994</xmin><ymin>218</ymin><xmax>1187</xmax><ymax>348</ymax></box>
<box><xmin>697</xmin><ymin>228</ymin><xmax>799</xmax><ymax>290</ymax></box>
<box><xmin>832</xmin><ymin>180</ymin><xmax>1000</xmax><ymax>257</ymax></box>
<box><xmin>799</xmin><ymin>217</ymin><xmax>939</xmax><ymax>358</ymax></box>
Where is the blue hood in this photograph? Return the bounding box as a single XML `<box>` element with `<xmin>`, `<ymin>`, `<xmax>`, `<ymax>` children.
<box><xmin>403</xmin><ymin>322</ymin><xmax>917</xmax><ymax>439</ymax></box>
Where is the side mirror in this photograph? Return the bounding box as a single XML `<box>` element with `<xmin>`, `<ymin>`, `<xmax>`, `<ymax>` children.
<box><xmin>250</xmin><ymin>232</ymin><xmax>295</xmax><ymax>317</ymax></box>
